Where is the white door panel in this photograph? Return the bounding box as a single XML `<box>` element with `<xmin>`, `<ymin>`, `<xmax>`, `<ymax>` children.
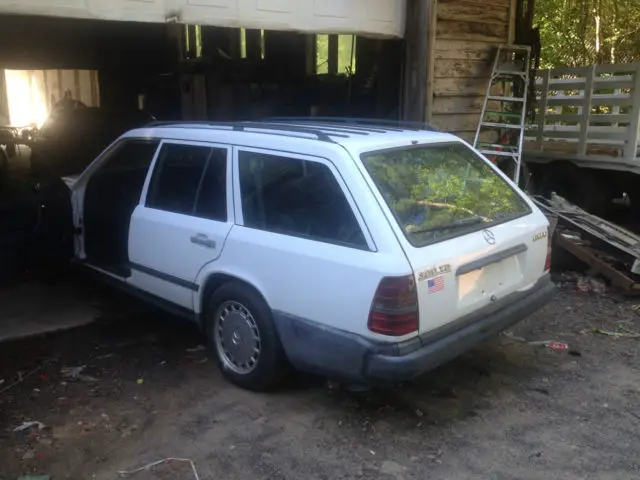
<box><xmin>0</xmin><ymin>0</ymin><xmax>405</xmax><ymax>37</ymax></box>
<box><xmin>128</xmin><ymin>207</ymin><xmax>231</xmax><ymax>308</ymax></box>
<box><xmin>128</xmin><ymin>269</ymin><xmax>196</xmax><ymax>309</ymax></box>
<box><xmin>128</xmin><ymin>141</ymin><xmax>233</xmax><ymax>310</ymax></box>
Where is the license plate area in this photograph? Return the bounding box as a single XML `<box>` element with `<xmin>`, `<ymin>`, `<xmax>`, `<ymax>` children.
<box><xmin>458</xmin><ymin>255</ymin><xmax>523</xmax><ymax>305</ymax></box>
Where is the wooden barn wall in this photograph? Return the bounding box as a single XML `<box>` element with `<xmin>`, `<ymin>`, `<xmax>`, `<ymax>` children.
<box><xmin>430</xmin><ymin>0</ymin><xmax>514</xmax><ymax>142</ymax></box>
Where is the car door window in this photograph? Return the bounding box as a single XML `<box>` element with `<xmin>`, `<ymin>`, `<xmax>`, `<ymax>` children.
<box><xmin>147</xmin><ymin>143</ymin><xmax>227</xmax><ymax>221</ymax></box>
<box><xmin>238</xmin><ymin>151</ymin><xmax>366</xmax><ymax>249</ymax></box>
<box><xmin>82</xmin><ymin>139</ymin><xmax>160</xmax><ymax>269</ymax></box>
<box><xmin>98</xmin><ymin>140</ymin><xmax>160</xmax><ymax>174</ymax></box>
<box><xmin>85</xmin><ymin>139</ymin><xmax>159</xmax><ymax>212</ymax></box>
<box><xmin>193</xmin><ymin>148</ymin><xmax>227</xmax><ymax>221</ymax></box>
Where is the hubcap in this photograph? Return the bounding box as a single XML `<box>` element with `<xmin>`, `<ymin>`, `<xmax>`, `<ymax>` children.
<box><xmin>214</xmin><ymin>301</ymin><xmax>261</xmax><ymax>374</ymax></box>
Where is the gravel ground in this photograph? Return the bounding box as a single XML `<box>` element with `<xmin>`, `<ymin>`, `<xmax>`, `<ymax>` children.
<box><xmin>1</xmin><ymin>275</ymin><xmax>640</xmax><ymax>480</ymax></box>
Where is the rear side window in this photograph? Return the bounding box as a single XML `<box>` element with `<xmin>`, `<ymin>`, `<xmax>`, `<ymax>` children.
<box><xmin>146</xmin><ymin>143</ymin><xmax>227</xmax><ymax>221</ymax></box>
<box><xmin>361</xmin><ymin>142</ymin><xmax>531</xmax><ymax>247</ymax></box>
<box><xmin>238</xmin><ymin>151</ymin><xmax>367</xmax><ymax>249</ymax></box>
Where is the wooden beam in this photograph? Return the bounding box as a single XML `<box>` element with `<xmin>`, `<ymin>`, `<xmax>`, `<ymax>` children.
<box><xmin>425</xmin><ymin>0</ymin><xmax>437</xmax><ymax>122</ymax></box>
<box><xmin>328</xmin><ymin>34</ymin><xmax>338</xmax><ymax>75</ymax></box>
<box><xmin>0</xmin><ymin>71</ymin><xmax>9</xmax><ymax>124</ymax></box>
<box><xmin>436</xmin><ymin>20</ymin><xmax>508</xmax><ymax>42</ymax></box>
<box><xmin>508</xmin><ymin>0</ymin><xmax>517</xmax><ymax>44</ymax></box>
<box><xmin>245</xmin><ymin>29</ymin><xmax>262</xmax><ymax>60</ymax></box>
<box><xmin>433</xmin><ymin>58</ymin><xmax>494</xmax><ymax>78</ymax></box>
<box><xmin>402</xmin><ymin>0</ymin><xmax>433</xmax><ymax>122</ymax></box>
<box><xmin>438</xmin><ymin>0</ymin><xmax>509</xmax><ymax>25</ymax></box>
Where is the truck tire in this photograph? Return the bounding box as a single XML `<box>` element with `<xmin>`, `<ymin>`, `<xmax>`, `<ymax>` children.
<box><xmin>533</xmin><ymin>162</ymin><xmax>609</xmax><ymax>216</ymax></box>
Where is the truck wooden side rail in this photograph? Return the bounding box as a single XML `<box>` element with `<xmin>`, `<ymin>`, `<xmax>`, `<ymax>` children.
<box><xmin>524</xmin><ymin>62</ymin><xmax>640</xmax><ymax>171</ymax></box>
<box><xmin>522</xmin><ymin>62</ymin><xmax>640</xmax><ymax>214</ymax></box>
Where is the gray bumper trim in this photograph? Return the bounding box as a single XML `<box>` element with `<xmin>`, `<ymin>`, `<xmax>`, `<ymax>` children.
<box><xmin>273</xmin><ymin>275</ymin><xmax>555</xmax><ymax>385</ymax></box>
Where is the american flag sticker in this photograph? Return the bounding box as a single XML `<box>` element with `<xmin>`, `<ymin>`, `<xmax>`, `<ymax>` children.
<box><xmin>427</xmin><ymin>275</ymin><xmax>445</xmax><ymax>293</ymax></box>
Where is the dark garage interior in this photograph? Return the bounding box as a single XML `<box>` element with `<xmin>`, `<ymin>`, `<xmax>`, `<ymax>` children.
<box><xmin>0</xmin><ymin>12</ymin><xmax>405</xmax><ymax>332</ymax></box>
<box><xmin>0</xmin><ymin>15</ymin><xmax>403</xmax><ymax>127</ymax></box>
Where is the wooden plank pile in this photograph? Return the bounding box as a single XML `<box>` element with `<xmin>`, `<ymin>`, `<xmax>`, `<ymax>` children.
<box><xmin>533</xmin><ymin>193</ymin><xmax>640</xmax><ymax>293</ymax></box>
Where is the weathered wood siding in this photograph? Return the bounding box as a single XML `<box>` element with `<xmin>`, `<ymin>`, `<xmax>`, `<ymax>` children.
<box><xmin>430</xmin><ymin>0</ymin><xmax>513</xmax><ymax>142</ymax></box>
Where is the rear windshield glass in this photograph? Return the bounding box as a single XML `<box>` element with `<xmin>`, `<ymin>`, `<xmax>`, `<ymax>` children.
<box><xmin>361</xmin><ymin>142</ymin><xmax>531</xmax><ymax>247</ymax></box>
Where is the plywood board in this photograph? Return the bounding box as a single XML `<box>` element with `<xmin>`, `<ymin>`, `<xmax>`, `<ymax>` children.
<box><xmin>433</xmin><ymin>77</ymin><xmax>494</xmax><ymax>96</ymax></box>
<box><xmin>436</xmin><ymin>19</ymin><xmax>508</xmax><ymax>42</ymax></box>
<box><xmin>434</xmin><ymin>40</ymin><xmax>496</xmax><ymax>61</ymax></box>
<box><xmin>434</xmin><ymin>58</ymin><xmax>493</xmax><ymax>78</ymax></box>
<box><xmin>431</xmin><ymin>112</ymin><xmax>480</xmax><ymax>132</ymax></box>
<box><xmin>437</xmin><ymin>0</ymin><xmax>509</xmax><ymax>25</ymax></box>
<box><xmin>432</xmin><ymin>96</ymin><xmax>500</xmax><ymax>114</ymax></box>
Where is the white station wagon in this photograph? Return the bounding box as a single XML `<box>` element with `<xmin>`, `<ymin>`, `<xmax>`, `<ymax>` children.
<box><xmin>63</xmin><ymin>118</ymin><xmax>554</xmax><ymax>391</ymax></box>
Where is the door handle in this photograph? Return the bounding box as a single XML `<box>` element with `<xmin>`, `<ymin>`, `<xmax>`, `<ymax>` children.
<box><xmin>190</xmin><ymin>234</ymin><xmax>217</xmax><ymax>249</ymax></box>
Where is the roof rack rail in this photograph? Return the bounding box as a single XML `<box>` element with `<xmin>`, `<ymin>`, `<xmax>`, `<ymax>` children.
<box><xmin>264</xmin><ymin>117</ymin><xmax>439</xmax><ymax>132</ymax></box>
<box><xmin>144</xmin><ymin>120</ymin><xmax>341</xmax><ymax>142</ymax></box>
<box><xmin>265</xmin><ymin>121</ymin><xmax>373</xmax><ymax>135</ymax></box>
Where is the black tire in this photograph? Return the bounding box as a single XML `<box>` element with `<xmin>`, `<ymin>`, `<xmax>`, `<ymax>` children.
<box><xmin>534</xmin><ymin>162</ymin><xmax>609</xmax><ymax>216</ymax></box>
<box><xmin>205</xmin><ymin>281</ymin><xmax>288</xmax><ymax>391</ymax></box>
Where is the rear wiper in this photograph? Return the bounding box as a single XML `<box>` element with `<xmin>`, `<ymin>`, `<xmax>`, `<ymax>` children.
<box><xmin>409</xmin><ymin>215</ymin><xmax>486</xmax><ymax>236</ymax></box>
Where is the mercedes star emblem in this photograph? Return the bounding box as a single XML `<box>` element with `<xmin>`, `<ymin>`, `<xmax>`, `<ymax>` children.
<box><xmin>482</xmin><ymin>229</ymin><xmax>496</xmax><ymax>245</ymax></box>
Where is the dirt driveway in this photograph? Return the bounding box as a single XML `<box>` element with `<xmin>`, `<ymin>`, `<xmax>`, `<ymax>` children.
<box><xmin>1</xmin><ymin>276</ymin><xmax>640</xmax><ymax>480</ymax></box>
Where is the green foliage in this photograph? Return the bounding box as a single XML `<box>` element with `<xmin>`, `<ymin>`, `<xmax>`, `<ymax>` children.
<box><xmin>315</xmin><ymin>34</ymin><xmax>356</xmax><ymax>75</ymax></box>
<box><xmin>316</xmin><ymin>34</ymin><xmax>329</xmax><ymax>74</ymax></box>
<box><xmin>363</xmin><ymin>144</ymin><xmax>528</xmax><ymax>245</ymax></box>
<box><xmin>536</xmin><ymin>0</ymin><xmax>640</xmax><ymax>67</ymax></box>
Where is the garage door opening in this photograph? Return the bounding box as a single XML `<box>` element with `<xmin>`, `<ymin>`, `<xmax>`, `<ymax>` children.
<box><xmin>4</xmin><ymin>69</ymin><xmax>100</xmax><ymax>128</ymax></box>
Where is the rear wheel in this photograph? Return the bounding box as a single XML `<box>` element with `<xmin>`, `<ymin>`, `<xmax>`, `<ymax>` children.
<box><xmin>205</xmin><ymin>282</ymin><xmax>288</xmax><ymax>391</ymax></box>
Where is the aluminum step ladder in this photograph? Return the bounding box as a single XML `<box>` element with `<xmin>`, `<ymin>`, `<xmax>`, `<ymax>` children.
<box><xmin>473</xmin><ymin>44</ymin><xmax>531</xmax><ymax>183</ymax></box>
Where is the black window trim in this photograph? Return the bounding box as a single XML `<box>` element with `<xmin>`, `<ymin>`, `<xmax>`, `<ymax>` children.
<box><xmin>359</xmin><ymin>141</ymin><xmax>533</xmax><ymax>248</ymax></box>
<box><xmin>143</xmin><ymin>139</ymin><xmax>231</xmax><ymax>222</ymax></box>
<box><xmin>234</xmin><ymin>146</ymin><xmax>376</xmax><ymax>252</ymax></box>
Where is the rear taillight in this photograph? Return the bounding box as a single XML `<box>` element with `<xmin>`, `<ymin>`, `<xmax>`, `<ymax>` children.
<box><xmin>544</xmin><ymin>227</ymin><xmax>552</xmax><ymax>271</ymax></box>
<box><xmin>368</xmin><ymin>275</ymin><xmax>419</xmax><ymax>336</ymax></box>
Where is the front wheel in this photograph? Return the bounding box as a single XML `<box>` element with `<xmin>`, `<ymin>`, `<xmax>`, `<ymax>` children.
<box><xmin>205</xmin><ymin>282</ymin><xmax>288</xmax><ymax>391</ymax></box>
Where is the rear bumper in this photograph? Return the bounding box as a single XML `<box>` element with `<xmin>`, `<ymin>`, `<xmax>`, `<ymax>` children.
<box><xmin>366</xmin><ymin>275</ymin><xmax>555</xmax><ymax>382</ymax></box>
<box><xmin>274</xmin><ymin>274</ymin><xmax>555</xmax><ymax>386</ymax></box>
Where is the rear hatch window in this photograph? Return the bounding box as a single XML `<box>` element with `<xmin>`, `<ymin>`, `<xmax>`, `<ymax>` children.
<box><xmin>361</xmin><ymin>142</ymin><xmax>531</xmax><ymax>247</ymax></box>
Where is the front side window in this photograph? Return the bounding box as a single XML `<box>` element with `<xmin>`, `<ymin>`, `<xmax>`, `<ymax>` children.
<box><xmin>238</xmin><ymin>151</ymin><xmax>366</xmax><ymax>249</ymax></box>
<box><xmin>362</xmin><ymin>142</ymin><xmax>531</xmax><ymax>247</ymax></box>
<box><xmin>98</xmin><ymin>139</ymin><xmax>160</xmax><ymax>174</ymax></box>
<box><xmin>147</xmin><ymin>143</ymin><xmax>227</xmax><ymax>220</ymax></box>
